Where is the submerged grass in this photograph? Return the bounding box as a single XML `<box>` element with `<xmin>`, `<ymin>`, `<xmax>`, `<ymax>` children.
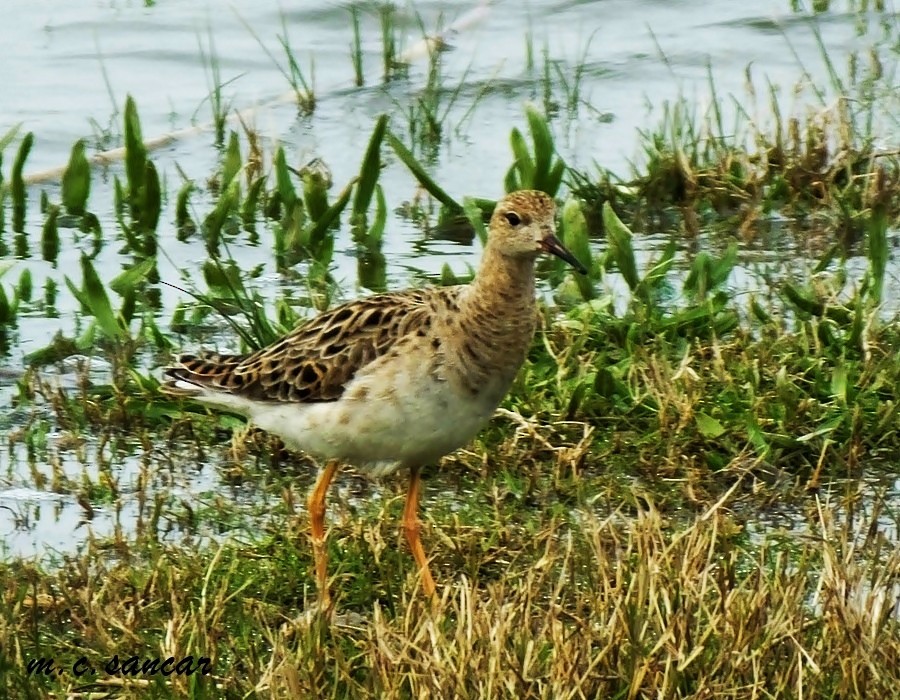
<box><xmin>572</xmin><ymin>14</ymin><xmax>900</xmax><ymax>242</ymax></box>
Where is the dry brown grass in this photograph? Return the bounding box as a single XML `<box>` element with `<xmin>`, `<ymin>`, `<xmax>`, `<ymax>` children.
<box><xmin>3</xmin><ymin>474</ymin><xmax>899</xmax><ymax>699</ymax></box>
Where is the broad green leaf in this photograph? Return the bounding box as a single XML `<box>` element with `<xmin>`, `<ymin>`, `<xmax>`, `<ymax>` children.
<box><xmin>139</xmin><ymin>160</ymin><xmax>161</xmax><ymax>237</ymax></box>
<box><xmin>110</xmin><ymin>257</ymin><xmax>157</xmax><ymax>296</ymax></box>
<box><xmin>783</xmin><ymin>283</ymin><xmax>824</xmax><ymax>316</ymax></box>
<box><xmin>62</xmin><ymin>139</ymin><xmax>91</xmax><ymax>216</ymax></box>
<box><xmin>222</xmin><ymin>131</ymin><xmax>242</xmax><ymax>192</ymax></box>
<box><xmin>11</xmin><ymin>131</ymin><xmax>33</xmax><ymax>233</ymax></box>
<box><xmin>274</xmin><ymin>147</ymin><xmax>298</xmax><ymax>210</ymax></box>
<box><xmin>440</xmin><ymin>263</ymin><xmax>459</xmax><ymax>286</ymax></box>
<box><xmin>352</xmin><ymin>114</ymin><xmax>388</xmax><ymax>221</ymax></box>
<box><xmin>302</xmin><ymin>170</ymin><xmax>329</xmax><ymax>223</ymax></box>
<box><xmin>696</xmin><ymin>412</ymin><xmax>725</xmax><ymax>439</ymax></box>
<box><xmin>602</xmin><ymin>202</ymin><xmax>639</xmax><ymax>291</ymax></box>
<box><xmin>304</xmin><ymin>181</ymin><xmax>353</xmax><ymax>253</ymax></box>
<box><xmin>366</xmin><ymin>183</ymin><xmax>387</xmax><ymax>244</ymax></box>
<box><xmin>123</xmin><ymin>96</ymin><xmax>148</xmax><ymax>210</ymax></box>
<box><xmin>561</xmin><ymin>197</ymin><xmax>594</xmax><ymax>299</ymax></box>
<box><xmin>526</xmin><ymin>105</ymin><xmax>553</xmax><ymax>183</ymax></box>
<box><xmin>509</xmin><ymin>127</ymin><xmax>535</xmax><ymax>188</ymax></box>
<box><xmin>41</xmin><ymin>205</ymin><xmax>60</xmax><ymax>263</ymax></box>
<box><xmin>241</xmin><ymin>176</ymin><xmax>266</xmax><ymax>229</ymax></box>
<box><xmin>71</xmin><ymin>254</ymin><xmax>121</xmax><ymax>341</ymax></box>
<box><xmin>544</xmin><ymin>159</ymin><xmax>566</xmax><ymax>198</ymax></box>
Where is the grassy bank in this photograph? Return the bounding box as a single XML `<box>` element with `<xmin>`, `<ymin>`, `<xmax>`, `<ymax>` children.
<box><xmin>3</xmin><ymin>488</ymin><xmax>899</xmax><ymax>698</ymax></box>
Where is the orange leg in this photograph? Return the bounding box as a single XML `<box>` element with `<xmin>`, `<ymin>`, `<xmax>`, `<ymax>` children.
<box><xmin>403</xmin><ymin>466</ymin><xmax>437</xmax><ymax>598</ymax></box>
<box><xmin>307</xmin><ymin>460</ymin><xmax>339</xmax><ymax>608</ymax></box>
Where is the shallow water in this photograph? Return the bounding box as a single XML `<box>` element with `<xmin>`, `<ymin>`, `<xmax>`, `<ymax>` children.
<box><xmin>1</xmin><ymin>0</ymin><xmax>898</xmax><ymax>558</ymax></box>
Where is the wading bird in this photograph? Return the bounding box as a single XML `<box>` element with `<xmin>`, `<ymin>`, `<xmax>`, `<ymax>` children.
<box><xmin>163</xmin><ymin>190</ymin><xmax>586</xmax><ymax>607</ymax></box>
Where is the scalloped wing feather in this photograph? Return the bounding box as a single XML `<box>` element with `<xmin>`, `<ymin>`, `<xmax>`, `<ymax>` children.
<box><xmin>163</xmin><ymin>287</ymin><xmax>458</xmax><ymax>404</ymax></box>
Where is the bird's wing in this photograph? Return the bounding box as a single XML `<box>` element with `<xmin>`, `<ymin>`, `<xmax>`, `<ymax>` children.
<box><xmin>163</xmin><ymin>287</ymin><xmax>455</xmax><ymax>403</ymax></box>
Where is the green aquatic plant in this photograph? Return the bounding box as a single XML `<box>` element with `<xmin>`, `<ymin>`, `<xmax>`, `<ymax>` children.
<box><xmin>65</xmin><ymin>255</ymin><xmax>137</xmax><ymax>345</ymax></box>
<box><xmin>241</xmin><ymin>11</ymin><xmax>316</xmax><ymax>115</ymax></box>
<box><xmin>350</xmin><ymin>4</ymin><xmax>364</xmax><ymax>87</ymax></box>
<box><xmin>379</xmin><ymin>2</ymin><xmax>400</xmax><ymax>82</ymax></box>
<box><xmin>0</xmin><ymin>262</ymin><xmax>20</xmax><ymax>328</ymax></box>
<box><xmin>197</xmin><ymin>28</ymin><xmax>231</xmax><ymax>147</ymax></box>
<box><xmin>118</xmin><ymin>96</ymin><xmax>161</xmax><ymax>257</ymax></box>
<box><xmin>386</xmin><ymin>130</ymin><xmax>461</xmax><ymax>212</ymax></box>
<box><xmin>10</xmin><ymin>131</ymin><xmax>33</xmax><ymax>234</ymax></box>
<box><xmin>202</xmin><ymin>134</ymin><xmax>247</xmax><ymax>255</ymax></box>
<box><xmin>61</xmin><ymin>139</ymin><xmax>91</xmax><ymax>217</ymax></box>
<box><xmin>351</xmin><ymin>114</ymin><xmax>388</xmax><ymax>227</ymax></box>
<box><xmin>504</xmin><ymin>105</ymin><xmax>566</xmax><ymax>198</ymax></box>
<box><xmin>175</xmin><ymin>179</ymin><xmax>197</xmax><ymax>239</ymax></box>
<box><xmin>259</xmin><ymin>144</ymin><xmax>354</xmax><ymax>280</ymax></box>
<box><xmin>557</xmin><ymin>197</ymin><xmax>596</xmax><ymax>300</ymax></box>
<box><xmin>537</xmin><ymin>30</ymin><xmax>597</xmax><ymax>119</ymax></box>
<box><xmin>40</xmin><ymin>205</ymin><xmax>60</xmax><ymax>264</ymax></box>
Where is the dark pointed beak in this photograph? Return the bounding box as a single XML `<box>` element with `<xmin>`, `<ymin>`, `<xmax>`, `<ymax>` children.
<box><xmin>541</xmin><ymin>234</ymin><xmax>588</xmax><ymax>274</ymax></box>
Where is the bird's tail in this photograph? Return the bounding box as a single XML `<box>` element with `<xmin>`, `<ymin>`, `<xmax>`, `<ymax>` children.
<box><xmin>161</xmin><ymin>352</ymin><xmax>247</xmax><ymax>397</ymax></box>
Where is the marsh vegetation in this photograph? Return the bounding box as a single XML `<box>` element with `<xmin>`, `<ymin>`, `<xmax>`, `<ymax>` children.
<box><xmin>1</xmin><ymin>1</ymin><xmax>899</xmax><ymax>697</ymax></box>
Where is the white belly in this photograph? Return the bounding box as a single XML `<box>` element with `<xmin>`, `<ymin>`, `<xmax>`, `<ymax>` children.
<box><xmin>244</xmin><ymin>367</ymin><xmax>507</xmax><ymax>476</ymax></box>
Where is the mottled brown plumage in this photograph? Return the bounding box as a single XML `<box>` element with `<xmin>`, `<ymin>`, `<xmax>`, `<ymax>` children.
<box><xmin>166</xmin><ymin>290</ymin><xmax>437</xmax><ymax>403</ymax></box>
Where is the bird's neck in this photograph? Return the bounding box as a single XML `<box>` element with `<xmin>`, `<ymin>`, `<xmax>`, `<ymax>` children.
<box><xmin>449</xmin><ymin>243</ymin><xmax>538</xmax><ymax>400</ymax></box>
<box><xmin>468</xmin><ymin>243</ymin><xmax>536</xmax><ymax>307</ymax></box>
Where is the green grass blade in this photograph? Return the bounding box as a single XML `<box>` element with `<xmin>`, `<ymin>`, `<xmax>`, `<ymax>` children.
<box><xmin>602</xmin><ymin>202</ymin><xmax>639</xmax><ymax>292</ymax></box>
<box><xmin>11</xmin><ymin>132</ymin><xmax>33</xmax><ymax>233</ymax></box>
<box><xmin>110</xmin><ymin>257</ymin><xmax>157</xmax><ymax>296</ymax></box>
<box><xmin>66</xmin><ymin>254</ymin><xmax>121</xmax><ymax>341</ymax></box>
<box><xmin>0</xmin><ymin>123</ymin><xmax>22</xmax><ymax>153</ymax></box>
<box><xmin>366</xmin><ymin>184</ymin><xmax>388</xmax><ymax>245</ymax></box>
<box><xmin>305</xmin><ymin>181</ymin><xmax>354</xmax><ymax>250</ymax></box>
<box><xmin>353</xmin><ymin>114</ymin><xmax>388</xmax><ymax>222</ymax></box>
<box><xmin>222</xmin><ymin>131</ymin><xmax>242</xmax><ymax>192</ymax></box>
<box><xmin>526</xmin><ymin>105</ymin><xmax>554</xmax><ymax>183</ymax></box>
<box><xmin>350</xmin><ymin>5</ymin><xmax>364</xmax><ymax>87</ymax></box>
<box><xmin>123</xmin><ymin>96</ymin><xmax>148</xmax><ymax>212</ymax></box>
<box><xmin>867</xmin><ymin>206</ymin><xmax>888</xmax><ymax>304</ymax></box>
<box><xmin>386</xmin><ymin>130</ymin><xmax>460</xmax><ymax>211</ymax></box>
<box><xmin>274</xmin><ymin>147</ymin><xmax>298</xmax><ymax>210</ymax></box>
<box><xmin>41</xmin><ymin>205</ymin><xmax>60</xmax><ymax>264</ymax></box>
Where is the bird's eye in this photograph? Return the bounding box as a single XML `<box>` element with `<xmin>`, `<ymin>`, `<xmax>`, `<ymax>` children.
<box><xmin>504</xmin><ymin>212</ymin><xmax>521</xmax><ymax>226</ymax></box>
